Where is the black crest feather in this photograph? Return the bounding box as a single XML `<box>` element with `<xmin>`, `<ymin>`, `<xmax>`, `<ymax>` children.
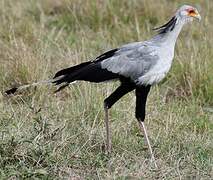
<box><xmin>153</xmin><ymin>16</ymin><xmax>177</xmax><ymax>34</ymax></box>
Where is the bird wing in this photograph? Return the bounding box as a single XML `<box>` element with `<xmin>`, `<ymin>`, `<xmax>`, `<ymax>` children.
<box><xmin>100</xmin><ymin>42</ymin><xmax>159</xmax><ymax>81</ymax></box>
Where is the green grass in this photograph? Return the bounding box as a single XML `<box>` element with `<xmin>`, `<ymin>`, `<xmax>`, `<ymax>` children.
<box><xmin>0</xmin><ymin>0</ymin><xmax>212</xmax><ymax>179</ymax></box>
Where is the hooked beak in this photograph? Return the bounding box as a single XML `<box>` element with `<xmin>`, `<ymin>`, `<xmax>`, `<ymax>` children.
<box><xmin>189</xmin><ymin>11</ymin><xmax>201</xmax><ymax>21</ymax></box>
<box><xmin>194</xmin><ymin>13</ymin><xmax>201</xmax><ymax>21</ymax></box>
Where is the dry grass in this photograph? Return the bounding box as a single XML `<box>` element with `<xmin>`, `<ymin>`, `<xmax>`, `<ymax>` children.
<box><xmin>0</xmin><ymin>0</ymin><xmax>212</xmax><ymax>179</ymax></box>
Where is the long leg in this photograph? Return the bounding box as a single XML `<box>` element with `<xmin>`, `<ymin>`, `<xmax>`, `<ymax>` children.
<box><xmin>135</xmin><ymin>86</ymin><xmax>157</xmax><ymax>168</ymax></box>
<box><xmin>104</xmin><ymin>81</ymin><xmax>135</xmax><ymax>154</ymax></box>
<box><xmin>104</xmin><ymin>105</ymin><xmax>111</xmax><ymax>154</ymax></box>
<box><xmin>138</xmin><ymin>121</ymin><xmax>157</xmax><ymax>168</ymax></box>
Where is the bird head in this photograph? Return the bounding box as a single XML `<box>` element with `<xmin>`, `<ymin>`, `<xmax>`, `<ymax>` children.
<box><xmin>153</xmin><ymin>5</ymin><xmax>201</xmax><ymax>34</ymax></box>
<box><xmin>176</xmin><ymin>5</ymin><xmax>201</xmax><ymax>22</ymax></box>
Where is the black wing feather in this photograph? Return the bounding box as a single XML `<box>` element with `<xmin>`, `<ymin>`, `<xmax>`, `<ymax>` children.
<box><xmin>52</xmin><ymin>48</ymin><xmax>120</xmax><ymax>92</ymax></box>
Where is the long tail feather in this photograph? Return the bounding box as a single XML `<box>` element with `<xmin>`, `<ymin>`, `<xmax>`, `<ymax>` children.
<box><xmin>5</xmin><ymin>60</ymin><xmax>119</xmax><ymax>95</ymax></box>
<box><xmin>4</xmin><ymin>80</ymin><xmax>53</xmax><ymax>95</ymax></box>
<box><xmin>4</xmin><ymin>62</ymin><xmax>90</xmax><ymax>95</ymax></box>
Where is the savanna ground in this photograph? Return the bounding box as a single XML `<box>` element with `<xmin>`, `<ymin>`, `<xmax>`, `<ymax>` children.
<box><xmin>0</xmin><ymin>0</ymin><xmax>212</xmax><ymax>179</ymax></box>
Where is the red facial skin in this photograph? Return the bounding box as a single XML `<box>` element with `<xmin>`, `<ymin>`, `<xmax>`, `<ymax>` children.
<box><xmin>186</xmin><ymin>8</ymin><xmax>197</xmax><ymax>17</ymax></box>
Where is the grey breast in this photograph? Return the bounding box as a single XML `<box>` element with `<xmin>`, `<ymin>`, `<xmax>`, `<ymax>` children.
<box><xmin>100</xmin><ymin>42</ymin><xmax>159</xmax><ymax>81</ymax></box>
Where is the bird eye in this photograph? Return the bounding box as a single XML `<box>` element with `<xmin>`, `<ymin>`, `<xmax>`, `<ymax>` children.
<box><xmin>188</xmin><ymin>9</ymin><xmax>195</xmax><ymax>14</ymax></box>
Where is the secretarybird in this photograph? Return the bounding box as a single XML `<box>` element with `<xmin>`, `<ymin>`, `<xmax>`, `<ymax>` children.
<box><xmin>5</xmin><ymin>5</ymin><xmax>201</xmax><ymax>167</ymax></box>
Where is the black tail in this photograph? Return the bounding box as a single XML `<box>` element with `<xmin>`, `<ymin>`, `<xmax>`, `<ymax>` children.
<box><xmin>4</xmin><ymin>61</ymin><xmax>119</xmax><ymax>95</ymax></box>
<box><xmin>5</xmin><ymin>87</ymin><xmax>18</xmax><ymax>95</ymax></box>
<box><xmin>4</xmin><ymin>48</ymin><xmax>120</xmax><ymax>94</ymax></box>
<box><xmin>4</xmin><ymin>80</ymin><xmax>51</xmax><ymax>95</ymax></box>
<box><xmin>53</xmin><ymin>61</ymin><xmax>119</xmax><ymax>92</ymax></box>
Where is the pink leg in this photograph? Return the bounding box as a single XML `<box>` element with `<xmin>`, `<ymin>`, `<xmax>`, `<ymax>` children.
<box><xmin>138</xmin><ymin>121</ymin><xmax>157</xmax><ymax>168</ymax></box>
<box><xmin>104</xmin><ymin>106</ymin><xmax>112</xmax><ymax>154</ymax></box>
